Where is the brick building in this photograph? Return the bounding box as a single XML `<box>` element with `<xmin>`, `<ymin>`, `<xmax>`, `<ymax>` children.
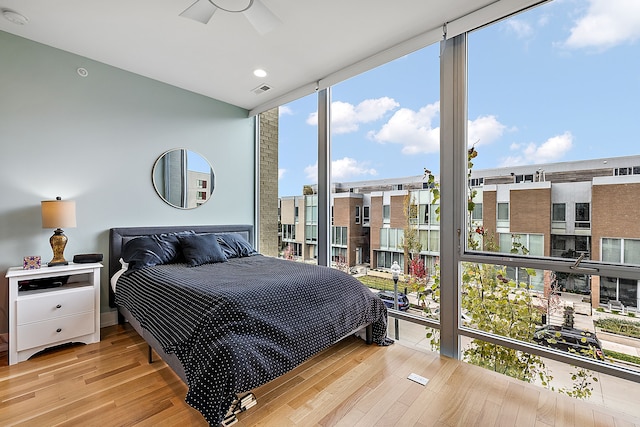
<box><xmin>278</xmin><ymin>155</ymin><xmax>640</xmax><ymax>310</ymax></box>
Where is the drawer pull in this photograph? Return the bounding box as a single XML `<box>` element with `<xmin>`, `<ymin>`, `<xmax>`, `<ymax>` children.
<box><xmin>56</xmin><ymin>328</ymin><xmax>62</xmax><ymax>333</ymax></box>
<box><xmin>56</xmin><ymin>304</ymin><xmax>62</xmax><ymax>309</ymax></box>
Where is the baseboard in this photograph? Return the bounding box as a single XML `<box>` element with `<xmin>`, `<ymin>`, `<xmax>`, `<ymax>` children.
<box><xmin>101</xmin><ymin>310</ymin><xmax>119</xmax><ymax>328</ymax></box>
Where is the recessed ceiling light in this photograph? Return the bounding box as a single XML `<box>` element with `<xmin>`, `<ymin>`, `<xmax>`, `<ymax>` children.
<box><xmin>253</xmin><ymin>69</ymin><xmax>267</xmax><ymax>78</ymax></box>
<box><xmin>2</xmin><ymin>9</ymin><xmax>29</xmax><ymax>25</ymax></box>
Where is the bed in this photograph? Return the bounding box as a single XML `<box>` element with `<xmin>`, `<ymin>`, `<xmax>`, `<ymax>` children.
<box><xmin>108</xmin><ymin>225</ymin><xmax>392</xmax><ymax>425</ymax></box>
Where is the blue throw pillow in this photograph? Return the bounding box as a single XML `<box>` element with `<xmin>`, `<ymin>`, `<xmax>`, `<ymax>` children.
<box><xmin>122</xmin><ymin>231</ymin><xmax>192</xmax><ymax>271</ymax></box>
<box><xmin>178</xmin><ymin>233</ymin><xmax>228</xmax><ymax>267</ymax></box>
<box><xmin>216</xmin><ymin>233</ymin><xmax>258</xmax><ymax>258</ymax></box>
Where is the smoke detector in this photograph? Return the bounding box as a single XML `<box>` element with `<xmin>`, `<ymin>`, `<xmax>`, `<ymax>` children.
<box><xmin>2</xmin><ymin>9</ymin><xmax>29</xmax><ymax>25</ymax></box>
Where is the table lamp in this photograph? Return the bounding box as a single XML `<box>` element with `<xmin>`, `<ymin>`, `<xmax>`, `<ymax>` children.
<box><xmin>41</xmin><ymin>196</ymin><xmax>76</xmax><ymax>266</ymax></box>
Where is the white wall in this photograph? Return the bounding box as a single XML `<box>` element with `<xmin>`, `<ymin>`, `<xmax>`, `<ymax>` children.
<box><xmin>0</xmin><ymin>31</ymin><xmax>256</xmax><ymax>332</ymax></box>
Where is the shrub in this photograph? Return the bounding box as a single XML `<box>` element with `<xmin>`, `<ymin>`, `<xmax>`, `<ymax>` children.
<box><xmin>594</xmin><ymin>317</ymin><xmax>640</xmax><ymax>339</ymax></box>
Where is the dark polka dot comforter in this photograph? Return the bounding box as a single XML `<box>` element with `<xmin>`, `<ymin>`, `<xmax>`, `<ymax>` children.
<box><xmin>115</xmin><ymin>255</ymin><xmax>391</xmax><ymax>425</ymax></box>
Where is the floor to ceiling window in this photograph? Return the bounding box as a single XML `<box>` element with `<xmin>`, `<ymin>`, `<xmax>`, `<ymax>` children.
<box><xmin>269</xmin><ymin>0</ymin><xmax>640</xmax><ymax>418</ymax></box>
<box><xmin>461</xmin><ymin>0</ymin><xmax>640</xmax><ymax>416</ymax></box>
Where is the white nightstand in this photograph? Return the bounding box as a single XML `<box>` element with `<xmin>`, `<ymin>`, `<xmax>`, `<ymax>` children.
<box><xmin>5</xmin><ymin>262</ymin><xmax>102</xmax><ymax>365</ymax></box>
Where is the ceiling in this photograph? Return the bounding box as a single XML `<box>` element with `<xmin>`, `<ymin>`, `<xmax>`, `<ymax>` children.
<box><xmin>0</xmin><ymin>0</ymin><xmax>518</xmax><ymax>115</ymax></box>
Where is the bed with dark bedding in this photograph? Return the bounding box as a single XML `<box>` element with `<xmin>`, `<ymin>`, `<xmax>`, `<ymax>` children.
<box><xmin>109</xmin><ymin>225</ymin><xmax>391</xmax><ymax>426</ymax></box>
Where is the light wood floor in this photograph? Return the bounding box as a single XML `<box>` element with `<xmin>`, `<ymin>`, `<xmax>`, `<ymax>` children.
<box><xmin>1</xmin><ymin>325</ymin><xmax>639</xmax><ymax>427</ymax></box>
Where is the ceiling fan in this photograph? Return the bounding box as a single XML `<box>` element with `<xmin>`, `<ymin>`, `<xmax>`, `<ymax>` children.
<box><xmin>180</xmin><ymin>0</ymin><xmax>281</xmax><ymax>35</ymax></box>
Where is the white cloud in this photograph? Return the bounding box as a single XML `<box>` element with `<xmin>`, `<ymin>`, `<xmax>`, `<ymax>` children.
<box><xmin>278</xmin><ymin>168</ymin><xmax>286</xmax><ymax>179</ymax></box>
<box><xmin>306</xmin><ymin>97</ymin><xmax>399</xmax><ymax>134</ymax></box>
<box><xmin>500</xmin><ymin>131</ymin><xmax>573</xmax><ymax>166</ymax></box>
<box><xmin>279</xmin><ymin>106</ymin><xmax>293</xmax><ymax>116</ymax></box>
<box><xmin>562</xmin><ymin>0</ymin><xmax>640</xmax><ymax>50</ymax></box>
<box><xmin>368</xmin><ymin>102</ymin><xmax>440</xmax><ymax>154</ymax></box>
<box><xmin>369</xmin><ymin>103</ymin><xmax>507</xmax><ymax>155</ymax></box>
<box><xmin>505</xmin><ymin>19</ymin><xmax>534</xmax><ymax>39</ymax></box>
<box><xmin>304</xmin><ymin>157</ymin><xmax>378</xmax><ymax>183</ymax></box>
<box><xmin>468</xmin><ymin>115</ymin><xmax>507</xmax><ymax>147</ymax></box>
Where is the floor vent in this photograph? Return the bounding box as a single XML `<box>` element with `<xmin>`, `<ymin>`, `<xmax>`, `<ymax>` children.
<box><xmin>252</xmin><ymin>84</ymin><xmax>272</xmax><ymax>95</ymax></box>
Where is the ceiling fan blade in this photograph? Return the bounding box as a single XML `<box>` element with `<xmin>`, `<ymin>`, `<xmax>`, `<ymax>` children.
<box><xmin>243</xmin><ymin>0</ymin><xmax>281</xmax><ymax>35</ymax></box>
<box><xmin>180</xmin><ymin>0</ymin><xmax>217</xmax><ymax>24</ymax></box>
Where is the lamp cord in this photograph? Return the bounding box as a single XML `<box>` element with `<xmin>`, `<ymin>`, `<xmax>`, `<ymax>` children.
<box><xmin>208</xmin><ymin>0</ymin><xmax>254</xmax><ymax>13</ymax></box>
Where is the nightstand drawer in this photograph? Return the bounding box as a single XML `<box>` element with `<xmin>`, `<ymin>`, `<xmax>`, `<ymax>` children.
<box><xmin>17</xmin><ymin>287</ymin><xmax>94</xmax><ymax>325</ymax></box>
<box><xmin>16</xmin><ymin>311</ymin><xmax>95</xmax><ymax>351</ymax></box>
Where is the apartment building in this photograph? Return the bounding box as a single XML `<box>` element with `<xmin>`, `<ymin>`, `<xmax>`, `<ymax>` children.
<box><xmin>279</xmin><ymin>155</ymin><xmax>640</xmax><ymax>310</ymax></box>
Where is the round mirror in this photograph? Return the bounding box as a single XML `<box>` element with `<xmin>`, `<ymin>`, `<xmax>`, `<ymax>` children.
<box><xmin>152</xmin><ymin>149</ymin><xmax>215</xmax><ymax>209</ymax></box>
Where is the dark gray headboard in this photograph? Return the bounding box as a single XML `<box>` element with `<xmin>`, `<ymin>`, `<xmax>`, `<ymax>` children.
<box><xmin>108</xmin><ymin>224</ymin><xmax>254</xmax><ymax>307</ymax></box>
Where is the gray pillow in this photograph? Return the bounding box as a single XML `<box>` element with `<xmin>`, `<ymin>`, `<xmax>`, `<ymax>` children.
<box><xmin>122</xmin><ymin>231</ymin><xmax>193</xmax><ymax>271</ymax></box>
<box><xmin>178</xmin><ymin>233</ymin><xmax>228</xmax><ymax>267</ymax></box>
<box><xmin>216</xmin><ymin>233</ymin><xmax>258</xmax><ymax>258</ymax></box>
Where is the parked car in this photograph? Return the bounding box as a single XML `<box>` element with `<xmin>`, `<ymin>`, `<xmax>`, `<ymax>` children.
<box><xmin>377</xmin><ymin>290</ymin><xmax>410</xmax><ymax>311</ymax></box>
<box><xmin>533</xmin><ymin>325</ymin><xmax>605</xmax><ymax>360</ymax></box>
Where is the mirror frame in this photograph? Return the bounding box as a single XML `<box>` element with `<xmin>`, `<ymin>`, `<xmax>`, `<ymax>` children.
<box><xmin>152</xmin><ymin>148</ymin><xmax>216</xmax><ymax>209</ymax></box>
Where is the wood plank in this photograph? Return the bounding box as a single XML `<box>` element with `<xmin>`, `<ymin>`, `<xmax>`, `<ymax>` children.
<box><xmin>1</xmin><ymin>325</ymin><xmax>639</xmax><ymax>427</ymax></box>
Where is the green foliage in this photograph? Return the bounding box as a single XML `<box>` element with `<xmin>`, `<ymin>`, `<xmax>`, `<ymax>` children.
<box><xmin>401</xmin><ymin>193</ymin><xmax>422</xmax><ymax>274</ymax></box>
<box><xmin>357</xmin><ymin>275</ymin><xmax>397</xmax><ymax>292</ymax></box>
<box><xmin>594</xmin><ymin>317</ymin><xmax>640</xmax><ymax>339</ymax></box>
<box><xmin>422</xmin><ymin>146</ymin><xmax>596</xmax><ymax>400</ymax></box>
<box><xmin>603</xmin><ymin>349</ymin><xmax>640</xmax><ymax>365</ymax></box>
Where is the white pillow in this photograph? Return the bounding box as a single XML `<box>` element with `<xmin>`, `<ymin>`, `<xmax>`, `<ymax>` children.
<box><xmin>110</xmin><ymin>258</ymin><xmax>129</xmax><ymax>292</ymax></box>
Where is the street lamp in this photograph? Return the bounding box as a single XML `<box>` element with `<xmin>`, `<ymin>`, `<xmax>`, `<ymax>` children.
<box><xmin>390</xmin><ymin>260</ymin><xmax>402</xmax><ymax>340</ymax></box>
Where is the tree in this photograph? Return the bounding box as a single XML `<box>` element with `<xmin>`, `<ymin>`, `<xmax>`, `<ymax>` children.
<box><xmin>401</xmin><ymin>193</ymin><xmax>422</xmax><ymax>274</ymax></box>
<box><xmin>423</xmin><ymin>146</ymin><xmax>596</xmax><ymax>397</ymax></box>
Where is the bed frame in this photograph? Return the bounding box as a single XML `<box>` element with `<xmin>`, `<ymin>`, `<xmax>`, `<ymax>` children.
<box><xmin>109</xmin><ymin>224</ymin><xmax>255</xmax><ymax>382</ymax></box>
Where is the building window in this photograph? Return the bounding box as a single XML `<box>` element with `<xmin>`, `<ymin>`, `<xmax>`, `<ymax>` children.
<box><xmin>383</xmin><ymin>205</ymin><xmax>390</xmax><ymax>224</ymax></box>
<box><xmin>615</xmin><ymin>166</ymin><xmax>640</xmax><ymax>176</ymax></box>
<box><xmin>419</xmin><ymin>204</ymin><xmax>429</xmax><ymax>224</ymax></box>
<box><xmin>497</xmin><ymin>203</ymin><xmax>509</xmax><ymax>221</ymax></box>
<box><xmin>471</xmin><ymin>203</ymin><xmax>482</xmax><ymax>221</ymax></box>
<box><xmin>355</xmin><ymin>206</ymin><xmax>361</xmax><ymax>224</ymax></box>
<box><xmin>514</xmin><ymin>174</ymin><xmax>534</xmax><ymax>183</ymax></box>
<box><xmin>305</xmin><ymin>224</ymin><xmax>317</xmax><ymax>243</ymax></box>
<box><xmin>392</xmin><ymin>184</ymin><xmax>403</xmax><ymax>190</ymax></box>
<box><xmin>408</xmin><ymin>203</ymin><xmax>418</xmax><ymax>225</ymax></box>
<box><xmin>197</xmin><ymin>179</ymin><xmax>207</xmax><ymax>189</ymax></box>
<box><xmin>469</xmin><ymin>177</ymin><xmax>484</xmax><ymax>187</ymax></box>
<box><xmin>600</xmin><ymin>277</ymin><xmax>638</xmax><ymax>309</ymax></box>
<box><xmin>376</xmin><ymin>251</ymin><xmax>404</xmax><ymax>269</ymax></box>
<box><xmin>363</xmin><ymin>206</ymin><xmax>370</xmax><ymax>222</ymax></box>
<box><xmin>575</xmin><ymin>202</ymin><xmax>590</xmax><ymax>228</ymax></box>
<box><xmin>552</xmin><ymin>203</ymin><xmax>566</xmax><ymax>222</ymax></box>
<box><xmin>499</xmin><ymin>233</ymin><xmax>544</xmax><ymax>257</ymax></box>
<box><xmin>602</xmin><ymin>238</ymin><xmax>640</xmax><ymax>265</ymax></box>
<box><xmin>196</xmin><ymin>191</ymin><xmax>206</xmax><ymax>200</ymax></box>
<box><xmin>430</xmin><ymin>204</ymin><xmax>440</xmax><ymax>225</ymax></box>
<box><xmin>332</xmin><ymin>226</ymin><xmax>348</xmax><ymax>247</ymax></box>
<box><xmin>282</xmin><ymin>224</ymin><xmax>296</xmax><ymax>241</ymax></box>
<box><xmin>379</xmin><ymin>228</ymin><xmax>404</xmax><ymax>250</ymax></box>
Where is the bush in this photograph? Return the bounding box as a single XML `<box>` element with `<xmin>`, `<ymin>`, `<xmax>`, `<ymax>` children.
<box><xmin>594</xmin><ymin>317</ymin><xmax>640</xmax><ymax>339</ymax></box>
<box><xmin>604</xmin><ymin>349</ymin><xmax>640</xmax><ymax>366</ymax></box>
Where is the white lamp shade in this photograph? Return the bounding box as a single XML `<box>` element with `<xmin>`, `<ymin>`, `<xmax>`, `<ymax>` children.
<box><xmin>41</xmin><ymin>199</ymin><xmax>77</xmax><ymax>229</ymax></box>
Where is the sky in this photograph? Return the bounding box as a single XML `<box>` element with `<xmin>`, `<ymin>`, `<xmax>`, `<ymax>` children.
<box><xmin>277</xmin><ymin>0</ymin><xmax>640</xmax><ymax>197</ymax></box>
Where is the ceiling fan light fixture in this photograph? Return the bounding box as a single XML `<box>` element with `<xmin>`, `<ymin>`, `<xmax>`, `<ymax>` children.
<box><xmin>207</xmin><ymin>0</ymin><xmax>253</xmax><ymax>13</ymax></box>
